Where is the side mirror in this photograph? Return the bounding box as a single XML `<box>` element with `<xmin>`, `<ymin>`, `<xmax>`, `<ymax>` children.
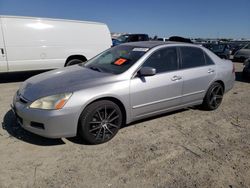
<box><xmin>138</xmin><ymin>67</ymin><xmax>156</xmax><ymax>77</ymax></box>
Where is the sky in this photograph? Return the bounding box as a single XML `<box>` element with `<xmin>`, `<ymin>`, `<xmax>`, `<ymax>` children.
<box><xmin>0</xmin><ymin>0</ymin><xmax>249</xmax><ymax>39</ymax></box>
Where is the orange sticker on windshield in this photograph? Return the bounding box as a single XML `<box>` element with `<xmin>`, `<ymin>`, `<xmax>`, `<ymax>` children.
<box><xmin>114</xmin><ymin>58</ymin><xmax>127</xmax><ymax>65</ymax></box>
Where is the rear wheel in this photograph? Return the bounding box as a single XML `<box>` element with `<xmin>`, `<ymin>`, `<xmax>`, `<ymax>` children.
<box><xmin>202</xmin><ymin>82</ymin><xmax>224</xmax><ymax>110</ymax></box>
<box><xmin>79</xmin><ymin>100</ymin><xmax>122</xmax><ymax>144</ymax></box>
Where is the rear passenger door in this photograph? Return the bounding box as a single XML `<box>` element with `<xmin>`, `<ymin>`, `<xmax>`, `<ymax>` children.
<box><xmin>179</xmin><ymin>47</ymin><xmax>216</xmax><ymax>104</ymax></box>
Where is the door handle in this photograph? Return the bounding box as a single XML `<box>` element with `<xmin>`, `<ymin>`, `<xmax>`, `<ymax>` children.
<box><xmin>0</xmin><ymin>48</ymin><xmax>4</xmax><ymax>57</ymax></box>
<box><xmin>171</xmin><ymin>75</ymin><xmax>182</xmax><ymax>81</ymax></box>
<box><xmin>208</xmin><ymin>69</ymin><xmax>215</xmax><ymax>73</ymax></box>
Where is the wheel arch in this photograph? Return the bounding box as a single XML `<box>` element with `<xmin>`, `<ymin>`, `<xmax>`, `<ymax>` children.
<box><xmin>213</xmin><ymin>80</ymin><xmax>225</xmax><ymax>92</ymax></box>
<box><xmin>77</xmin><ymin>96</ymin><xmax>127</xmax><ymax>130</ymax></box>
<box><xmin>65</xmin><ymin>55</ymin><xmax>87</xmax><ymax>66</ymax></box>
<box><xmin>203</xmin><ymin>80</ymin><xmax>225</xmax><ymax>104</ymax></box>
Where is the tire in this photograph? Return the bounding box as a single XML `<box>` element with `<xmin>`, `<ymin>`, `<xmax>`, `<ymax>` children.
<box><xmin>66</xmin><ymin>59</ymin><xmax>84</xmax><ymax>66</ymax></box>
<box><xmin>79</xmin><ymin>100</ymin><xmax>123</xmax><ymax>144</ymax></box>
<box><xmin>242</xmin><ymin>71</ymin><xmax>246</xmax><ymax>79</ymax></box>
<box><xmin>202</xmin><ymin>82</ymin><xmax>224</xmax><ymax>111</ymax></box>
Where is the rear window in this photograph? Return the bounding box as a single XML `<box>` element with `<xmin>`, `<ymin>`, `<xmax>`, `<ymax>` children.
<box><xmin>180</xmin><ymin>47</ymin><xmax>206</xmax><ymax>69</ymax></box>
<box><xmin>210</xmin><ymin>44</ymin><xmax>226</xmax><ymax>53</ymax></box>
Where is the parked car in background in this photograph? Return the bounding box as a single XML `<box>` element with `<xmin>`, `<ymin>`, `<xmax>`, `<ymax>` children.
<box><xmin>233</xmin><ymin>43</ymin><xmax>250</xmax><ymax>62</ymax></box>
<box><xmin>157</xmin><ymin>38</ymin><xmax>168</xmax><ymax>42</ymax></box>
<box><xmin>243</xmin><ymin>58</ymin><xmax>250</xmax><ymax>79</ymax></box>
<box><xmin>203</xmin><ymin>43</ymin><xmax>231</xmax><ymax>59</ymax></box>
<box><xmin>112</xmin><ymin>34</ymin><xmax>149</xmax><ymax>46</ymax></box>
<box><xmin>112</xmin><ymin>38</ymin><xmax>122</xmax><ymax>47</ymax></box>
<box><xmin>229</xmin><ymin>43</ymin><xmax>244</xmax><ymax>56</ymax></box>
<box><xmin>12</xmin><ymin>41</ymin><xmax>235</xmax><ymax>144</ymax></box>
<box><xmin>169</xmin><ymin>36</ymin><xmax>193</xmax><ymax>43</ymax></box>
<box><xmin>0</xmin><ymin>15</ymin><xmax>112</xmax><ymax>73</ymax></box>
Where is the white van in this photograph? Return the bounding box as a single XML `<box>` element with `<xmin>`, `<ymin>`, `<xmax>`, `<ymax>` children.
<box><xmin>0</xmin><ymin>15</ymin><xmax>112</xmax><ymax>72</ymax></box>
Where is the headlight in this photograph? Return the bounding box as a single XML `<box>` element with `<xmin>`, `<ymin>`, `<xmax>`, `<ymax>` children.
<box><xmin>29</xmin><ymin>93</ymin><xmax>72</xmax><ymax>110</ymax></box>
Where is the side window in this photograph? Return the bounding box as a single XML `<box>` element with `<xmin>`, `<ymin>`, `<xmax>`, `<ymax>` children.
<box><xmin>180</xmin><ymin>47</ymin><xmax>206</xmax><ymax>69</ymax></box>
<box><xmin>128</xmin><ymin>35</ymin><xmax>138</xmax><ymax>42</ymax></box>
<box><xmin>138</xmin><ymin>35</ymin><xmax>144</xmax><ymax>41</ymax></box>
<box><xmin>143</xmin><ymin>47</ymin><xmax>178</xmax><ymax>73</ymax></box>
<box><xmin>204</xmin><ymin>52</ymin><xmax>215</xmax><ymax>65</ymax></box>
<box><xmin>244</xmin><ymin>44</ymin><xmax>250</xmax><ymax>49</ymax></box>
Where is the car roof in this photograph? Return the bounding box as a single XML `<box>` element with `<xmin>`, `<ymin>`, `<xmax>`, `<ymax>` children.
<box><xmin>122</xmin><ymin>34</ymin><xmax>148</xmax><ymax>36</ymax></box>
<box><xmin>119</xmin><ymin>41</ymin><xmax>196</xmax><ymax>49</ymax></box>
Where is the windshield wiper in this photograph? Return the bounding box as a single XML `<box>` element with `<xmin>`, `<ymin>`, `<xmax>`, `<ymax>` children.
<box><xmin>88</xmin><ymin>66</ymin><xmax>103</xmax><ymax>72</ymax></box>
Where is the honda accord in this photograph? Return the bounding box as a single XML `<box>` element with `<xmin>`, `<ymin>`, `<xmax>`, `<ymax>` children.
<box><xmin>12</xmin><ymin>41</ymin><xmax>235</xmax><ymax>144</ymax></box>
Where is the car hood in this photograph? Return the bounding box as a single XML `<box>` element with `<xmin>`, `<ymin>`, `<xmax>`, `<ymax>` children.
<box><xmin>19</xmin><ymin>65</ymin><xmax>116</xmax><ymax>101</ymax></box>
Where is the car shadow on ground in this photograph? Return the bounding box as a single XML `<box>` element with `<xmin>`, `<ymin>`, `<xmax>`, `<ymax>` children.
<box><xmin>122</xmin><ymin>108</ymin><xmax>189</xmax><ymax>129</ymax></box>
<box><xmin>235</xmin><ymin>71</ymin><xmax>250</xmax><ymax>83</ymax></box>
<box><xmin>66</xmin><ymin>108</ymin><xmax>191</xmax><ymax>145</ymax></box>
<box><xmin>2</xmin><ymin>110</ymin><xmax>65</xmax><ymax>146</ymax></box>
<box><xmin>0</xmin><ymin>70</ymin><xmax>49</xmax><ymax>83</ymax></box>
<box><xmin>2</xmin><ymin>108</ymin><xmax>193</xmax><ymax>146</ymax></box>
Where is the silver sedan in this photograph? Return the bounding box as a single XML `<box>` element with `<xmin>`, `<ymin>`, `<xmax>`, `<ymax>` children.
<box><xmin>12</xmin><ymin>41</ymin><xmax>235</xmax><ymax>144</ymax></box>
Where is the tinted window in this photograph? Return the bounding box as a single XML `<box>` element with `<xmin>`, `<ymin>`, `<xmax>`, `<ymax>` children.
<box><xmin>128</xmin><ymin>35</ymin><xmax>139</xmax><ymax>42</ymax></box>
<box><xmin>204</xmin><ymin>52</ymin><xmax>215</xmax><ymax>65</ymax></box>
<box><xmin>210</xmin><ymin>44</ymin><xmax>226</xmax><ymax>53</ymax></box>
<box><xmin>180</xmin><ymin>47</ymin><xmax>206</xmax><ymax>69</ymax></box>
<box><xmin>143</xmin><ymin>47</ymin><xmax>178</xmax><ymax>73</ymax></box>
<box><xmin>138</xmin><ymin>35</ymin><xmax>149</xmax><ymax>41</ymax></box>
<box><xmin>244</xmin><ymin>44</ymin><xmax>250</xmax><ymax>49</ymax></box>
<box><xmin>138</xmin><ymin>35</ymin><xmax>145</xmax><ymax>41</ymax></box>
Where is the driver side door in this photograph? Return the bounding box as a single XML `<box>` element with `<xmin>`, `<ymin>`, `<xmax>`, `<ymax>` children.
<box><xmin>130</xmin><ymin>47</ymin><xmax>183</xmax><ymax>120</ymax></box>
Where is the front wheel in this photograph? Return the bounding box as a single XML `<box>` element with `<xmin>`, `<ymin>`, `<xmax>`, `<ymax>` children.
<box><xmin>79</xmin><ymin>100</ymin><xmax>123</xmax><ymax>144</ymax></box>
<box><xmin>202</xmin><ymin>82</ymin><xmax>224</xmax><ymax>110</ymax></box>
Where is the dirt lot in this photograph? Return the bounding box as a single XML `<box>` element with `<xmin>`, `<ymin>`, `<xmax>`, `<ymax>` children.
<box><xmin>0</xmin><ymin>63</ymin><xmax>249</xmax><ymax>188</ymax></box>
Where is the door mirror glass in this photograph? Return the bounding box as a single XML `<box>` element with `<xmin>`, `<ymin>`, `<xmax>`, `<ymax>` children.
<box><xmin>138</xmin><ymin>67</ymin><xmax>156</xmax><ymax>77</ymax></box>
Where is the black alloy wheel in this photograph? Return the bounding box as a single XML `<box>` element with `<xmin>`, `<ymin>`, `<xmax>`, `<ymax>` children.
<box><xmin>79</xmin><ymin>100</ymin><xmax>122</xmax><ymax>144</ymax></box>
<box><xmin>202</xmin><ymin>82</ymin><xmax>224</xmax><ymax>110</ymax></box>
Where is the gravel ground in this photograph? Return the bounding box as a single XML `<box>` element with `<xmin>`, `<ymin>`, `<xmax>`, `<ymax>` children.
<box><xmin>0</xmin><ymin>63</ymin><xmax>249</xmax><ymax>188</ymax></box>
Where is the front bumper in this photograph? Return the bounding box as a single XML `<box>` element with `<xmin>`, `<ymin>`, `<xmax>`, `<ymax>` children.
<box><xmin>11</xmin><ymin>94</ymin><xmax>80</xmax><ymax>139</ymax></box>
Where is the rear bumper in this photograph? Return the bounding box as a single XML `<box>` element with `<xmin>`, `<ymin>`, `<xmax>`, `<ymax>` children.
<box><xmin>224</xmin><ymin>73</ymin><xmax>235</xmax><ymax>93</ymax></box>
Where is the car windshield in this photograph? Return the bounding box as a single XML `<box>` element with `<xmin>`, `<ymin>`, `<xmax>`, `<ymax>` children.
<box><xmin>117</xmin><ymin>35</ymin><xmax>129</xmax><ymax>42</ymax></box>
<box><xmin>244</xmin><ymin>43</ymin><xmax>250</xmax><ymax>49</ymax></box>
<box><xmin>83</xmin><ymin>45</ymin><xmax>148</xmax><ymax>74</ymax></box>
<box><xmin>210</xmin><ymin>44</ymin><xmax>226</xmax><ymax>53</ymax></box>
